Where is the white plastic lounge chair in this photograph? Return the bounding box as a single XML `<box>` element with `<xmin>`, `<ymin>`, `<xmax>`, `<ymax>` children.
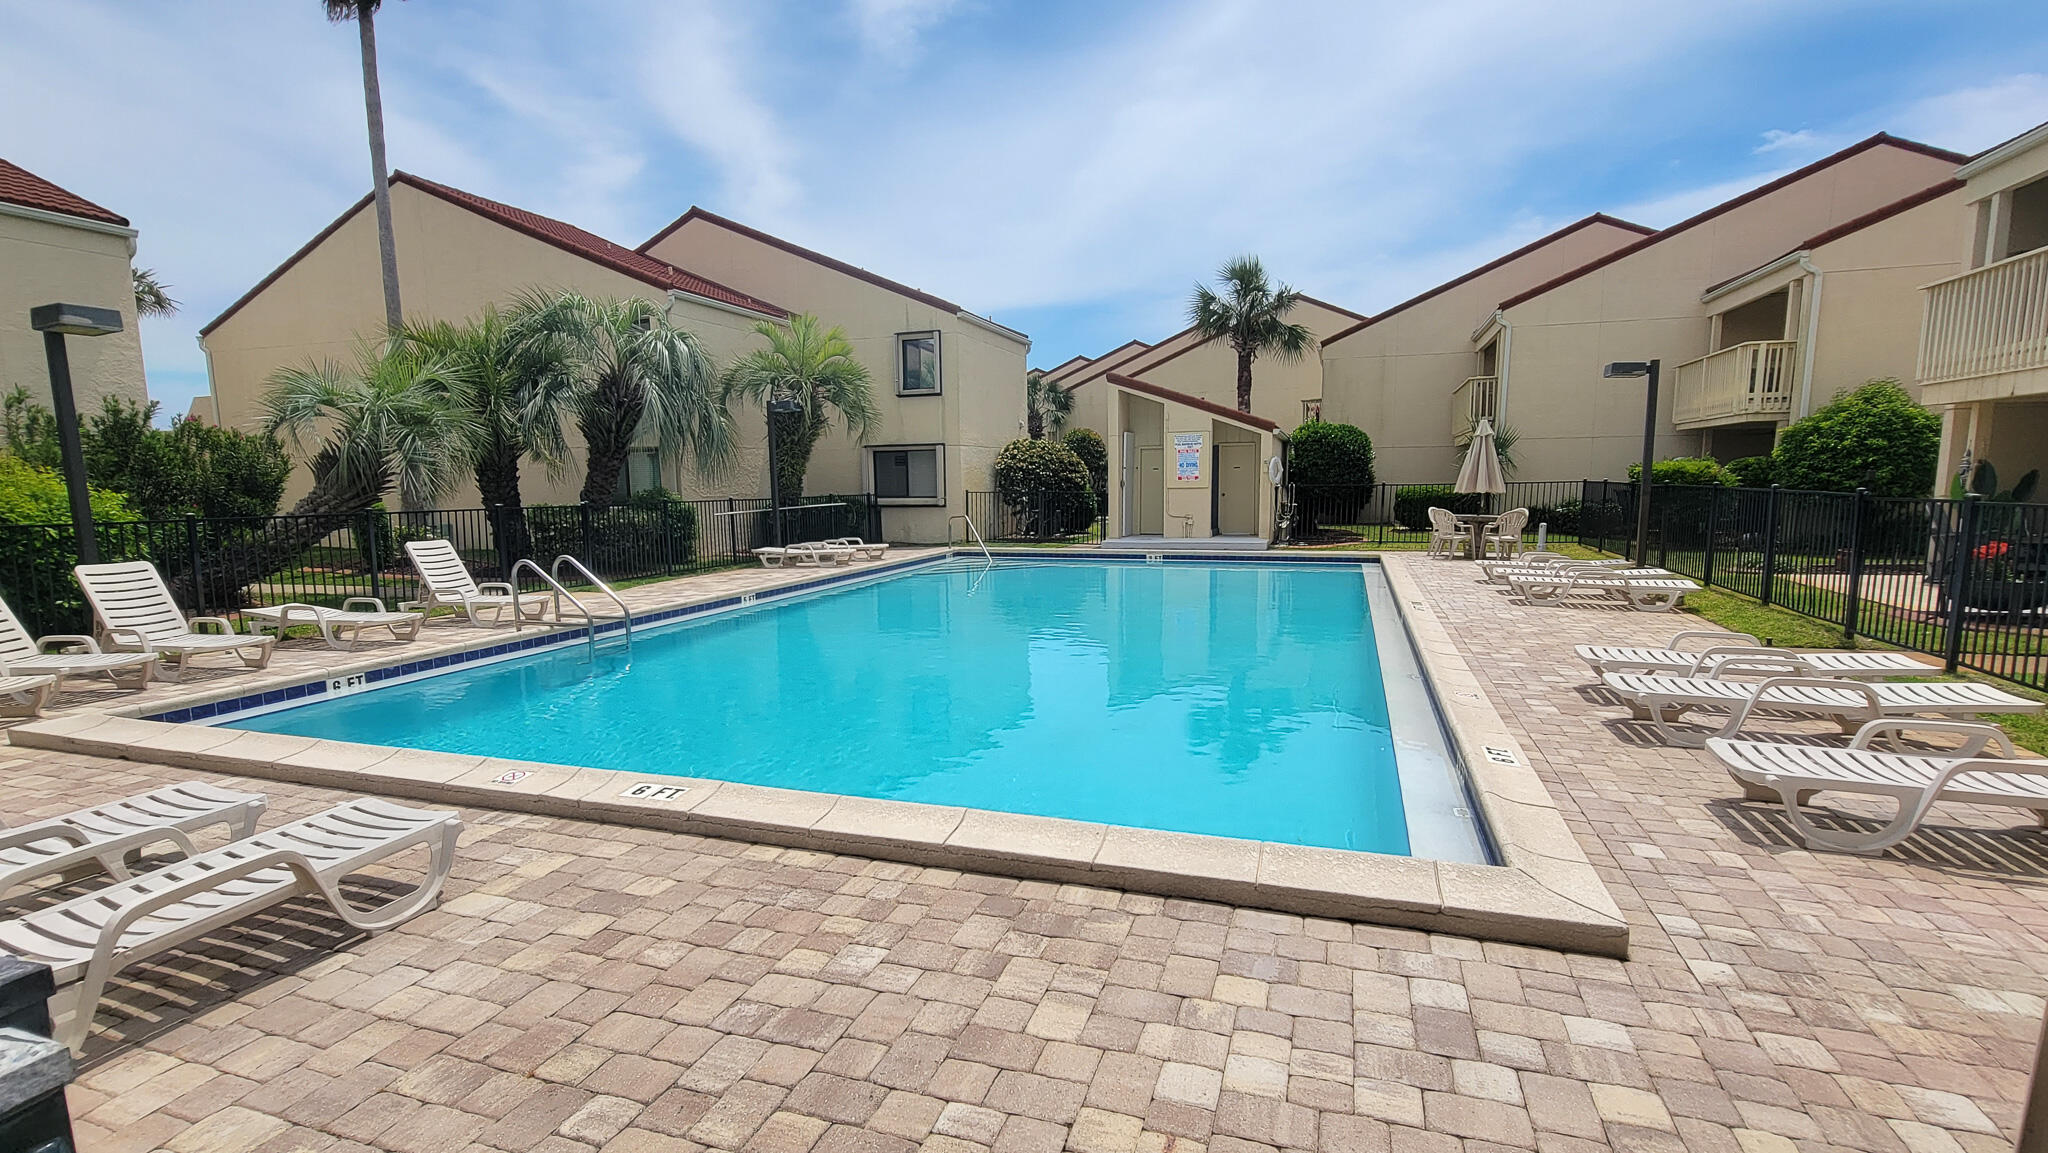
<box><xmin>1507</xmin><ymin>570</ymin><xmax>1699</xmax><ymax>610</ymax></box>
<box><xmin>0</xmin><ymin>596</ymin><xmax>155</xmax><ymax>694</ymax></box>
<box><xmin>785</xmin><ymin>542</ymin><xmax>855</xmax><ymax>567</ymax></box>
<box><xmin>1575</xmin><ymin>631</ymin><xmax>1934</xmax><ymax>680</ymax></box>
<box><xmin>1602</xmin><ymin>664</ymin><xmax>2043</xmax><ymax>746</ymax></box>
<box><xmin>73</xmin><ymin>562</ymin><xmax>274</xmax><ymax>682</ymax></box>
<box><xmin>1426</xmin><ymin>507</ymin><xmax>1464</xmax><ymax>558</ymax></box>
<box><xmin>401</xmin><ymin>539</ymin><xmax>543</xmax><ymax>626</ymax></box>
<box><xmin>1484</xmin><ymin>508</ymin><xmax>1528</xmax><ymax>559</ymax></box>
<box><xmin>1486</xmin><ymin>564</ymin><xmax>1672</xmax><ymax>586</ymax></box>
<box><xmin>0</xmin><ymin>676</ymin><xmax>57</xmax><ymax>718</ymax></box>
<box><xmin>1477</xmin><ymin>554</ymin><xmax>1636</xmax><ymax>579</ymax></box>
<box><xmin>0</xmin><ymin>781</ymin><xmax>265</xmax><ymax>896</ymax></box>
<box><xmin>753</xmin><ymin>546</ymin><xmax>791</xmax><ymax>568</ymax></box>
<box><xmin>1708</xmin><ymin>719</ymin><xmax>2048</xmax><ymax>853</ymax></box>
<box><xmin>0</xmin><ymin>796</ymin><xmax>460</xmax><ymax>1050</ymax></box>
<box><xmin>241</xmin><ymin>599</ymin><xmax>425</xmax><ymax>650</ymax></box>
<box><xmin>825</xmin><ymin>537</ymin><xmax>889</xmax><ymax>561</ymax></box>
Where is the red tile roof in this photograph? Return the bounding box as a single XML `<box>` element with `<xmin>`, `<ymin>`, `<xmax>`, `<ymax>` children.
<box><xmin>639</xmin><ymin>207</ymin><xmax>963</xmax><ymax>313</ymax></box>
<box><xmin>1493</xmin><ymin>133</ymin><xmax>1969</xmax><ymax>314</ymax></box>
<box><xmin>1107</xmin><ymin>372</ymin><xmax>1281</xmax><ymax>432</ymax></box>
<box><xmin>0</xmin><ymin>158</ymin><xmax>128</xmax><ymax>226</ymax></box>
<box><xmin>202</xmin><ymin>174</ymin><xmax>787</xmax><ymax>336</ymax></box>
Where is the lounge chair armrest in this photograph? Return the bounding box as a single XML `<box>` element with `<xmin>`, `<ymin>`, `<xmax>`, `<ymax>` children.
<box><xmin>89</xmin><ymin>846</ymin><xmax>326</xmax><ymax>957</ymax></box>
<box><xmin>1701</xmin><ymin>656</ymin><xmax>1810</xmax><ymax>679</ymax></box>
<box><xmin>103</xmin><ymin>627</ymin><xmax>156</xmax><ymax>653</ymax></box>
<box><xmin>0</xmin><ymin>821</ymin><xmax>94</xmax><ymax>854</ymax></box>
<box><xmin>1849</xmin><ymin>718</ymin><xmax>2016</xmax><ymax>757</ymax></box>
<box><xmin>1753</xmin><ymin>676</ymin><xmax>1881</xmax><ymax>704</ymax></box>
<box><xmin>187</xmin><ymin>616</ymin><xmax>237</xmax><ymax>635</ymax></box>
<box><xmin>342</xmin><ymin>597</ymin><xmax>389</xmax><ymax>613</ymax></box>
<box><xmin>1691</xmin><ymin>647</ymin><xmax>1806</xmax><ymax>675</ymax></box>
<box><xmin>34</xmin><ymin>634</ymin><xmax>101</xmax><ymax>654</ymax></box>
<box><xmin>1670</xmin><ymin>630</ymin><xmax>1758</xmax><ymax>651</ymax></box>
<box><xmin>476</xmin><ymin>582</ymin><xmax>516</xmax><ymax>597</ymax></box>
<box><xmin>0</xmin><ymin>820</ymin><xmax>199</xmax><ymax>872</ymax></box>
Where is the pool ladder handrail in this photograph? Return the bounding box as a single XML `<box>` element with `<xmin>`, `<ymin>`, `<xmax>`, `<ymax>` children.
<box><xmin>550</xmin><ymin>554</ymin><xmax>633</xmax><ymax>655</ymax></box>
<box><xmin>948</xmin><ymin>513</ymin><xmax>992</xmax><ymax>563</ymax></box>
<box><xmin>505</xmin><ymin>558</ymin><xmax>628</xmax><ymax>660</ymax></box>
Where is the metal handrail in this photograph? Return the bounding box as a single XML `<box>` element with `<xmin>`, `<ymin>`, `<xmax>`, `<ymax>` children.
<box><xmin>551</xmin><ymin>554</ymin><xmax>633</xmax><ymax>653</ymax></box>
<box><xmin>509</xmin><ymin>558</ymin><xmax>602</xmax><ymax>660</ymax></box>
<box><xmin>948</xmin><ymin>513</ymin><xmax>992</xmax><ymax>562</ymax></box>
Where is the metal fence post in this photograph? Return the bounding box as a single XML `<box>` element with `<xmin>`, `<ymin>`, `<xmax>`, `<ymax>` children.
<box><xmin>364</xmin><ymin>508</ymin><xmax>383</xmax><ymax>604</ymax></box>
<box><xmin>578</xmin><ymin>501</ymin><xmax>594</xmax><ymax>560</ymax></box>
<box><xmin>183</xmin><ymin>514</ymin><xmax>203</xmax><ymax>615</ymax></box>
<box><xmin>1943</xmin><ymin>494</ymin><xmax>1981</xmax><ymax>673</ymax></box>
<box><xmin>1658</xmin><ymin>504</ymin><xmax>1670</xmax><ymax>569</ymax></box>
<box><xmin>1703</xmin><ymin>489</ymin><xmax>1719</xmax><ymax>589</ymax></box>
<box><xmin>1842</xmin><ymin>488</ymin><xmax>1868</xmax><ymax>640</ymax></box>
<box><xmin>1759</xmin><ymin>485</ymin><xmax>1782</xmax><ymax>606</ymax></box>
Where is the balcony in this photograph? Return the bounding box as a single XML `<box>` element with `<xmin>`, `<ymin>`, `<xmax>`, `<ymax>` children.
<box><xmin>1671</xmin><ymin>341</ymin><xmax>1797</xmax><ymax>430</ymax></box>
<box><xmin>1450</xmin><ymin>375</ymin><xmax>1497</xmax><ymax>444</ymax></box>
<box><xmin>1918</xmin><ymin>246</ymin><xmax>2048</xmax><ymax>401</ymax></box>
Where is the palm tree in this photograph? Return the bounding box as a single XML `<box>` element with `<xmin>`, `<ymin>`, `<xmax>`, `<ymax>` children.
<box><xmin>403</xmin><ymin>305</ymin><xmax>576</xmax><ymax>514</ymax></box>
<box><xmin>132</xmin><ymin>268</ymin><xmax>178</xmax><ymax>317</ymax></box>
<box><xmin>1188</xmin><ymin>255</ymin><xmax>1315</xmax><ymax>414</ymax></box>
<box><xmin>324</xmin><ymin>0</ymin><xmax>402</xmax><ymax>333</ymax></box>
<box><xmin>721</xmin><ymin>314</ymin><xmax>877</xmax><ymax>509</ymax></box>
<box><xmin>1024</xmin><ymin>370</ymin><xmax>1073</xmax><ymax>439</ymax></box>
<box><xmin>531</xmin><ymin>292</ymin><xmax>732</xmax><ymax>506</ymax></box>
<box><xmin>263</xmin><ymin>338</ymin><xmax>476</xmax><ymax>517</ymax></box>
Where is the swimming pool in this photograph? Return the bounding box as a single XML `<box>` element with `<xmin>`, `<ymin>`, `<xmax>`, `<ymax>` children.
<box><xmin>224</xmin><ymin>558</ymin><xmax>1488</xmax><ymax>860</ymax></box>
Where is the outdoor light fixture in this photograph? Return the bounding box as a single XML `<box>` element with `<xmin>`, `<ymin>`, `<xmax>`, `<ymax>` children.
<box><xmin>30</xmin><ymin>303</ymin><xmax>125</xmax><ymax>565</ymax></box>
<box><xmin>1602</xmin><ymin>359</ymin><xmax>1660</xmax><ymax>566</ymax></box>
<box><xmin>764</xmin><ymin>396</ymin><xmax>804</xmax><ymax>547</ymax></box>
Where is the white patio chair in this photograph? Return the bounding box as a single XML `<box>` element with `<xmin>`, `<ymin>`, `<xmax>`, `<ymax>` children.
<box><xmin>73</xmin><ymin>562</ymin><xmax>274</xmax><ymax>681</ymax></box>
<box><xmin>1708</xmin><ymin>719</ymin><xmax>2048</xmax><ymax>853</ymax></box>
<box><xmin>1477</xmin><ymin>553</ymin><xmax>1635</xmax><ymax>580</ymax></box>
<box><xmin>785</xmin><ymin>542</ymin><xmax>856</xmax><ymax>567</ymax></box>
<box><xmin>824</xmin><ymin>537</ymin><xmax>889</xmax><ymax>561</ymax></box>
<box><xmin>0</xmin><ymin>595</ymin><xmax>156</xmax><ymax>694</ymax></box>
<box><xmin>1505</xmin><ymin>570</ymin><xmax>1698</xmax><ymax>610</ymax></box>
<box><xmin>1602</xmin><ymin>662</ymin><xmax>2042</xmax><ymax>747</ymax></box>
<box><xmin>1575</xmin><ymin>631</ymin><xmax>1934</xmax><ymax>680</ymax></box>
<box><xmin>1426</xmin><ymin>507</ymin><xmax>1463</xmax><ymax>559</ymax></box>
<box><xmin>1484</xmin><ymin>508</ymin><xmax>1528</xmax><ymax>558</ymax></box>
<box><xmin>1486</xmin><ymin>564</ymin><xmax>1672</xmax><ymax>586</ymax></box>
<box><xmin>0</xmin><ymin>781</ymin><xmax>265</xmax><ymax>895</ymax></box>
<box><xmin>0</xmin><ymin>796</ymin><xmax>460</xmax><ymax>1050</ymax></box>
<box><xmin>241</xmin><ymin>599</ymin><xmax>425</xmax><ymax>650</ymax></box>
<box><xmin>401</xmin><ymin>539</ymin><xmax>544</xmax><ymax>626</ymax></box>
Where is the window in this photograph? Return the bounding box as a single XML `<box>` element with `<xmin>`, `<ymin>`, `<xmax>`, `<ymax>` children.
<box><xmin>871</xmin><ymin>445</ymin><xmax>944</xmax><ymax>504</ymax></box>
<box><xmin>1301</xmin><ymin>399</ymin><xmax>1322</xmax><ymax>424</ymax></box>
<box><xmin>618</xmin><ymin>448</ymin><xmax>662</xmax><ymax>497</ymax></box>
<box><xmin>898</xmin><ymin>332</ymin><xmax>941</xmax><ymax>395</ymax></box>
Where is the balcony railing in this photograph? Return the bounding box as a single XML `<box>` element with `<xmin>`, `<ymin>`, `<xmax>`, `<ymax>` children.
<box><xmin>1671</xmin><ymin>340</ymin><xmax>1797</xmax><ymax>429</ymax></box>
<box><xmin>1450</xmin><ymin>375</ymin><xmax>1497</xmax><ymax>443</ymax></box>
<box><xmin>1919</xmin><ymin>246</ymin><xmax>2048</xmax><ymax>386</ymax></box>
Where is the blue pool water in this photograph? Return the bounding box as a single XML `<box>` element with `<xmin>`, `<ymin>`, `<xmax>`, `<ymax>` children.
<box><xmin>230</xmin><ymin>559</ymin><xmax>1412</xmax><ymax>853</ymax></box>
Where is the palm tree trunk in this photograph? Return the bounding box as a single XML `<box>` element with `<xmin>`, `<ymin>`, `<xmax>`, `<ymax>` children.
<box><xmin>357</xmin><ymin>6</ymin><xmax>402</xmax><ymax>334</ymax></box>
<box><xmin>475</xmin><ymin>434</ymin><xmax>530</xmax><ymax>561</ymax></box>
<box><xmin>1235</xmin><ymin>345</ymin><xmax>1255</xmax><ymax>413</ymax></box>
<box><xmin>578</xmin><ymin>377</ymin><xmax>643</xmax><ymax>507</ymax></box>
<box><xmin>1027</xmin><ymin>407</ymin><xmax>1043</xmax><ymax>440</ymax></box>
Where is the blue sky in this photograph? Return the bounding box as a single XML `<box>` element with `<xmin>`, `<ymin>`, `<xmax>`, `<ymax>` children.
<box><xmin>4</xmin><ymin>0</ymin><xmax>2048</xmax><ymax>421</ymax></box>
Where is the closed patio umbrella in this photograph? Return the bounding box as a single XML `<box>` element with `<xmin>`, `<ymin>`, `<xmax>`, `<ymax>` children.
<box><xmin>1455</xmin><ymin>417</ymin><xmax>1507</xmax><ymax>497</ymax></box>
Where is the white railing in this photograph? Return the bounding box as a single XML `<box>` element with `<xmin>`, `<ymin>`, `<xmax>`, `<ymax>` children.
<box><xmin>1671</xmin><ymin>340</ymin><xmax>1798</xmax><ymax>428</ymax></box>
<box><xmin>1919</xmin><ymin>246</ymin><xmax>2048</xmax><ymax>385</ymax></box>
<box><xmin>1449</xmin><ymin>375</ymin><xmax>1497</xmax><ymax>443</ymax></box>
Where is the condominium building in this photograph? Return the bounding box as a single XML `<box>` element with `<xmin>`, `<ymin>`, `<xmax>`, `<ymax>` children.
<box><xmin>1</xmin><ymin>158</ymin><xmax>149</xmax><ymax>415</ymax></box>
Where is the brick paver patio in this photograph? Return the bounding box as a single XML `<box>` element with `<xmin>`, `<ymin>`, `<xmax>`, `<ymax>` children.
<box><xmin>21</xmin><ymin>554</ymin><xmax>2048</xmax><ymax>1152</ymax></box>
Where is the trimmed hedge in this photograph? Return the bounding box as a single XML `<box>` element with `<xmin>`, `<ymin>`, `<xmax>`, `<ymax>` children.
<box><xmin>1393</xmin><ymin>485</ymin><xmax>1486</xmax><ymax>531</ymax></box>
<box><xmin>1289</xmin><ymin>421</ymin><xmax>1376</xmax><ymax>489</ymax></box>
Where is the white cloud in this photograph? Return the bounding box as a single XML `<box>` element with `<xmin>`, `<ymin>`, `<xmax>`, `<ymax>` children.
<box><xmin>848</xmin><ymin>0</ymin><xmax>963</xmax><ymax>66</ymax></box>
<box><xmin>1890</xmin><ymin>73</ymin><xmax>2048</xmax><ymax>154</ymax></box>
<box><xmin>633</xmin><ymin>4</ymin><xmax>798</xmax><ymax>218</ymax></box>
<box><xmin>1755</xmin><ymin>128</ymin><xmax>1818</xmax><ymax>154</ymax></box>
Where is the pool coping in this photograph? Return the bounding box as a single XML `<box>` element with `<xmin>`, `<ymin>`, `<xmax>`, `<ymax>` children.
<box><xmin>5</xmin><ymin>550</ymin><xmax>1628</xmax><ymax>957</ymax></box>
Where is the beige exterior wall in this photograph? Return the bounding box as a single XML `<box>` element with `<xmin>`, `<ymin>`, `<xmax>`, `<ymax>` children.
<box><xmin>1064</xmin><ymin>334</ymin><xmax>1196</xmax><ymax>440</ymax></box>
<box><xmin>644</xmin><ymin>219</ymin><xmax>1030</xmax><ymax>543</ymax></box>
<box><xmin>1105</xmin><ymin>385</ymin><xmax>1279</xmax><ymax>540</ymax></box>
<box><xmin>1320</xmin><ymin>219</ymin><xmax>1650</xmax><ymax>482</ymax></box>
<box><xmin>1491</xmin><ymin>142</ymin><xmax>1959</xmax><ymax>482</ymax></box>
<box><xmin>0</xmin><ymin>206</ymin><xmax>148</xmax><ymax>417</ymax></box>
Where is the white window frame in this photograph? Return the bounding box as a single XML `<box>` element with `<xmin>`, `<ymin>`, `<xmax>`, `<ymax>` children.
<box><xmin>868</xmin><ymin>443</ymin><xmax>947</xmax><ymax>506</ymax></box>
<box><xmin>896</xmin><ymin>331</ymin><xmax>942</xmax><ymax>396</ymax></box>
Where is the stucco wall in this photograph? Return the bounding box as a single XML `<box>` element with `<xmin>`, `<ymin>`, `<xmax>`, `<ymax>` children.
<box><xmin>1105</xmin><ymin>385</ymin><xmax>1277</xmax><ymax>540</ymax></box>
<box><xmin>0</xmin><ymin>208</ymin><xmax>147</xmax><ymax>418</ymax></box>
<box><xmin>1127</xmin><ymin>299</ymin><xmax>1360</xmax><ymax>433</ymax></box>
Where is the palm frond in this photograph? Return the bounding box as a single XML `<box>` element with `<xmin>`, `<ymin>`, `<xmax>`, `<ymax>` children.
<box><xmin>132</xmin><ymin>268</ymin><xmax>179</xmax><ymax>318</ymax></box>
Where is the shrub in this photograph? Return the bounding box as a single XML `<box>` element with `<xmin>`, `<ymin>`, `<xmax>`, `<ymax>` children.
<box><xmin>993</xmin><ymin>438</ymin><xmax>1092</xmax><ymax>505</ymax></box>
<box><xmin>1772</xmin><ymin>379</ymin><xmax>1939</xmax><ymax>497</ymax></box>
<box><xmin>1725</xmin><ymin>455</ymin><xmax>1774</xmax><ymax>488</ymax></box>
<box><xmin>1393</xmin><ymin>485</ymin><xmax>1485</xmax><ymax>531</ymax></box>
<box><xmin>4</xmin><ymin>392</ymin><xmax>289</xmax><ymax>520</ymax></box>
<box><xmin>1062</xmin><ymin>428</ymin><xmax>1107</xmax><ymax>501</ymax></box>
<box><xmin>1288</xmin><ymin>421</ymin><xmax>1375</xmax><ymax>489</ymax></box>
<box><xmin>353</xmin><ymin>502</ymin><xmax>446</xmax><ymax>572</ymax></box>
<box><xmin>0</xmin><ymin>454</ymin><xmax>135</xmax><ymax>525</ymax></box>
<box><xmin>524</xmin><ymin>489</ymin><xmax>703</xmax><ymax>577</ymax></box>
<box><xmin>1626</xmin><ymin>456</ymin><xmax>1737</xmax><ymax>487</ymax></box>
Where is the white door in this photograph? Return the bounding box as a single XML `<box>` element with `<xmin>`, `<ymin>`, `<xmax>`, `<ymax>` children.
<box><xmin>1216</xmin><ymin>442</ymin><xmax>1258</xmax><ymax>535</ymax></box>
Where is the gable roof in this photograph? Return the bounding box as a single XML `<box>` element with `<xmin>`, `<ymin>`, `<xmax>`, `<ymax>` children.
<box><xmin>1701</xmin><ymin>177</ymin><xmax>1965</xmax><ymax>298</ymax></box>
<box><xmin>202</xmin><ymin>173</ymin><xmax>787</xmax><ymax>336</ymax></box>
<box><xmin>1040</xmin><ymin>353</ymin><xmax>1095</xmax><ymax>380</ymax></box>
<box><xmin>639</xmin><ymin>206</ymin><xmax>962</xmax><ymax>312</ymax></box>
<box><xmin>0</xmin><ymin>158</ymin><xmax>129</xmax><ymax>226</ymax></box>
<box><xmin>1321</xmin><ymin>214</ymin><xmax>1652</xmax><ymax>348</ymax></box>
<box><xmin>1493</xmin><ymin>133</ymin><xmax>1969</xmax><ymax>314</ymax></box>
<box><xmin>1108</xmin><ymin>372</ymin><xmax>1280</xmax><ymax>433</ymax></box>
<box><xmin>1063</xmin><ymin>295</ymin><xmax>1367</xmax><ymax>393</ymax></box>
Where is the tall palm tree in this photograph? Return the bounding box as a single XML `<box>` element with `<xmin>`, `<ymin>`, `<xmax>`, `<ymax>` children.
<box><xmin>1188</xmin><ymin>255</ymin><xmax>1315</xmax><ymax>414</ymax></box>
<box><xmin>1024</xmin><ymin>370</ymin><xmax>1073</xmax><ymax>440</ymax></box>
<box><xmin>403</xmin><ymin>305</ymin><xmax>576</xmax><ymax>514</ymax></box>
<box><xmin>132</xmin><ymin>268</ymin><xmax>178</xmax><ymax>317</ymax></box>
<box><xmin>721</xmin><ymin>314</ymin><xmax>877</xmax><ymax>509</ymax></box>
<box><xmin>324</xmin><ymin>0</ymin><xmax>403</xmax><ymax>333</ymax></box>
<box><xmin>263</xmin><ymin>338</ymin><xmax>476</xmax><ymax>517</ymax></box>
<box><xmin>530</xmin><ymin>292</ymin><xmax>732</xmax><ymax>506</ymax></box>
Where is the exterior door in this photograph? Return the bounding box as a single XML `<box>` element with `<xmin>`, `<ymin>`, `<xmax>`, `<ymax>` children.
<box><xmin>1137</xmin><ymin>446</ymin><xmax>1165</xmax><ymax>535</ymax></box>
<box><xmin>1216</xmin><ymin>442</ymin><xmax>1258</xmax><ymax>535</ymax></box>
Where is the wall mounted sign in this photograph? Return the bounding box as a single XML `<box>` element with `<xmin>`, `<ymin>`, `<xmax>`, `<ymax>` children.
<box><xmin>1173</xmin><ymin>432</ymin><xmax>1204</xmax><ymax>481</ymax></box>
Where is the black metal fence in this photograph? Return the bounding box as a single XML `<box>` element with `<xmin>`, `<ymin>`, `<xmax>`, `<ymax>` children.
<box><xmin>1646</xmin><ymin>484</ymin><xmax>2048</xmax><ymax>692</ymax></box>
<box><xmin>1285</xmin><ymin>480</ymin><xmax>1621</xmax><ymax>548</ymax></box>
<box><xmin>964</xmin><ymin>491</ymin><xmax>1104</xmax><ymax>545</ymax></box>
<box><xmin>0</xmin><ymin>495</ymin><xmax>881</xmax><ymax>638</ymax></box>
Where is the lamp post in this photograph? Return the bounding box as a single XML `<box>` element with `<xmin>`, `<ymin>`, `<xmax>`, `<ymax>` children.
<box><xmin>765</xmin><ymin>396</ymin><xmax>802</xmax><ymax>547</ymax></box>
<box><xmin>29</xmin><ymin>303</ymin><xmax>124</xmax><ymax>565</ymax></box>
<box><xmin>1603</xmin><ymin>359</ymin><xmax>1660</xmax><ymax>565</ymax></box>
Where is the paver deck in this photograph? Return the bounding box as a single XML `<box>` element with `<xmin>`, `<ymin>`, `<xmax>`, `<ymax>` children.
<box><xmin>15</xmin><ymin>553</ymin><xmax>2048</xmax><ymax>1152</ymax></box>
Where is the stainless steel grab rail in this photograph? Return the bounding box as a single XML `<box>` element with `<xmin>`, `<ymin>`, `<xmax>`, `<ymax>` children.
<box><xmin>947</xmin><ymin>514</ymin><xmax>992</xmax><ymax>562</ymax></box>
<box><xmin>551</xmin><ymin>554</ymin><xmax>633</xmax><ymax>654</ymax></box>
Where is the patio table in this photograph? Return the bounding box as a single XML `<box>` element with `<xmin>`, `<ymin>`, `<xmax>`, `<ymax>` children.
<box><xmin>1453</xmin><ymin>511</ymin><xmax>1500</xmax><ymax>560</ymax></box>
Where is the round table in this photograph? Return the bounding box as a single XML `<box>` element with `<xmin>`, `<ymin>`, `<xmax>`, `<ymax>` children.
<box><xmin>1451</xmin><ymin>512</ymin><xmax>1500</xmax><ymax>560</ymax></box>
